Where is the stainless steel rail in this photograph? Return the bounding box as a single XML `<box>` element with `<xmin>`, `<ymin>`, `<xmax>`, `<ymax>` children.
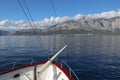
<box><xmin>61</xmin><ymin>61</ymin><xmax>79</xmax><ymax>80</ymax></box>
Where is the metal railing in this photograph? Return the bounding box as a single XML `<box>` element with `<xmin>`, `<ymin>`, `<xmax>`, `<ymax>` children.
<box><xmin>0</xmin><ymin>59</ymin><xmax>34</xmax><ymax>72</ymax></box>
<box><xmin>61</xmin><ymin>61</ymin><xmax>79</xmax><ymax>80</ymax></box>
<box><xmin>0</xmin><ymin>59</ymin><xmax>79</xmax><ymax>80</ymax></box>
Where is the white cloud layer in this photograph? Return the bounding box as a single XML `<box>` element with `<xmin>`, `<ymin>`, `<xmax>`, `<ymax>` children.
<box><xmin>0</xmin><ymin>10</ymin><xmax>120</xmax><ymax>31</ymax></box>
<box><xmin>87</xmin><ymin>10</ymin><xmax>120</xmax><ymax>19</ymax></box>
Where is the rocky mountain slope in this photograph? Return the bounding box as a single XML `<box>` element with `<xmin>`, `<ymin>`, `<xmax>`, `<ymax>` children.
<box><xmin>0</xmin><ymin>30</ymin><xmax>10</xmax><ymax>35</ymax></box>
<box><xmin>13</xmin><ymin>17</ymin><xmax>120</xmax><ymax>35</ymax></box>
<box><xmin>48</xmin><ymin>17</ymin><xmax>120</xmax><ymax>31</ymax></box>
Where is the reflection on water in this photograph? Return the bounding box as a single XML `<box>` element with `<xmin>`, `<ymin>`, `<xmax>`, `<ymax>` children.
<box><xmin>0</xmin><ymin>34</ymin><xmax>120</xmax><ymax>80</ymax></box>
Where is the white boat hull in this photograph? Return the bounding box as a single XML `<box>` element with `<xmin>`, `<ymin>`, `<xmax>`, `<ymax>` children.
<box><xmin>0</xmin><ymin>62</ymin><xmax>73</xmax><ymax>80</ymax></box>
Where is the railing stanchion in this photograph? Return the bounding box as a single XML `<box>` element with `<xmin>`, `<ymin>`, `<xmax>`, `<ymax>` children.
<box><xmin>12</xmin><ymin>62</ymin><xmax>16</xmax><ymax>70</ymax></box>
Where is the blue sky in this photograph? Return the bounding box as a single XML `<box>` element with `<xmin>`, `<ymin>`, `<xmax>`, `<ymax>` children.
<box><xmin>0</xmin><ymin>0</ymin><xmax>120</xmax><ymax>21</ymax></box>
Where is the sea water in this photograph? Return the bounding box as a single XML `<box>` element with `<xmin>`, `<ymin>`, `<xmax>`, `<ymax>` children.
<box><xmin>0</xmin><ymin>34</ymin><xmax>120</xmax><ymax>80</ymax></box>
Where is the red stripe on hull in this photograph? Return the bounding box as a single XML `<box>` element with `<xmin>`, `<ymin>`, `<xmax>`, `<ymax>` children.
<box><xmin>0</xmin><ymin>61</ymin><xmax>74</xmax><ymax>80</ymax></box>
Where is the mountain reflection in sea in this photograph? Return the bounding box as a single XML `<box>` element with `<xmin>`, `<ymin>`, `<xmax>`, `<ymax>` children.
<box><xmin>0</xmin><ymin>34</ymin><xmax>120</xmax><ymax>80</ymax></box>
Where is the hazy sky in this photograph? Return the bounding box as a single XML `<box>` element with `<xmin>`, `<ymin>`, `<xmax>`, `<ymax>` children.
<box><xmin>0</xmin><ymin>0</ymin><xmax>120</xmax><ymax>21</ymax></box>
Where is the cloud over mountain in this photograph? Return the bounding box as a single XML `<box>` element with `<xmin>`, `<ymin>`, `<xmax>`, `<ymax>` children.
<box><xmin>87</xmin><ymin>10</ymin><xmax>120</xmax><ymax>19</ymax></box>
<box><xmin>0</xmin><ymin>10</ymin><xmax>120</xmax><ymax>31</ymax></box>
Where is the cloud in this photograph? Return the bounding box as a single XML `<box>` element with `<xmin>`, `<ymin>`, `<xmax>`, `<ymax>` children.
<box><xmin>0</xmin><ymin>20</ymin><xmax>31</xmax><ymax>30</ymax></box>
<box><xmin>74</xmin><ymin>14</ymin><xmax>85</xmax><ymax>20</ymax></box>
<box><xmin>0</xmin><ymin>10</ymin><xmax>120</xmax><ymax>31</ymax></box>
<box><xmin>42</xmin><ymin>16</ymin><xmax>71</xmax><ymax>25</ymax></box>
<box><xmin>0</xmin><ymin>19</ymin><xmax>12</xmax><ymax>26</ymax></box>
<box><xmin>86</xmin><ymin>10</ymin><xmax>120</xmax><ymax>19</ymax></box>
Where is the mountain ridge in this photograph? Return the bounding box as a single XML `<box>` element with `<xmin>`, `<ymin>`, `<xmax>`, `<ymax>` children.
<box><xmin>0</xmin><ymin>30</ymin><xmax>10</xmax><ymax>35</ymax></box>
<box><xmin>12</xmin><ymin>16</ymin><xmax>120</xmax><ymax>35</ymax></box>
<box><xmin>1</xmin><ymin>16</ymin><xmax>120</xmax><ymax>35</ymax></box>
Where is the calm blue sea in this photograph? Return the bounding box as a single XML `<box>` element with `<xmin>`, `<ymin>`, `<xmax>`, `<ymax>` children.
<box><xmin>0</xmin><ymin>34</ymin><xmax>120</xmax><ymax>80</ymax></box>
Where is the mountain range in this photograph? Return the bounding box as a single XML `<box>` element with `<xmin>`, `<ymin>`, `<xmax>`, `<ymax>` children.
<box><xmin>1</xmin><ymin>10</ymin><xmax>120</xmax><ymax>35</ymax></box>
<box><xmin>0</xmin><ymin>30</ymin><xmax>10</xmax><ymax>35</ymax></box>
<box><xmin>12</xmin><ymin>16</ymin><xmax>120</xmax><ymax>35</ymax></box>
